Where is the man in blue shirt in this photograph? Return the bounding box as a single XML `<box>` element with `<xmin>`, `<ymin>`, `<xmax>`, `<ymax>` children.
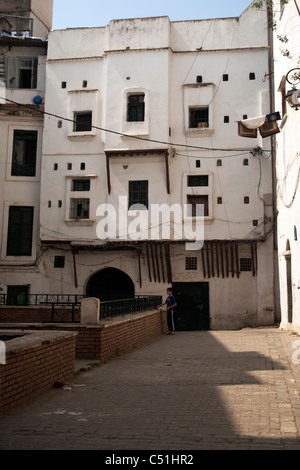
<box><xmin>158</xmin><ymin>288</ymin><xmax>177</xmax><ymax>335</ymax></box>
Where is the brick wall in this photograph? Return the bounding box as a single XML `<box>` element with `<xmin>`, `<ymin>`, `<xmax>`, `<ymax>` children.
<box><xmin>0</xmin><ymin>306</ymin><xmax>80</xmax><ymax>323</ymax></box>
<box><xmin>0</xmin><ymin>331</ymin><xmax>77</xmax><ymax>410</ymax></box>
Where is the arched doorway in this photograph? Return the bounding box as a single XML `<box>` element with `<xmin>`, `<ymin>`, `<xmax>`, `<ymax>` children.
<box><xmin>86</xmin><ymin>268</ymin><xmax>135</xmax><ymax>301</ymax></box>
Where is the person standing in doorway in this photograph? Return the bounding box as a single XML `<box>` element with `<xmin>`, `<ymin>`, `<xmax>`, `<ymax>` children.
<box><xmin>158</xmin><ymin>288</ymin><xmax>177</xmax><ymax>335</ymax></box>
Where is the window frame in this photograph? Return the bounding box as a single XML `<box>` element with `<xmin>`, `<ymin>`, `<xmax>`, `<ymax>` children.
<box><xmin>69</xmin><ymin>198</ymin><xmax>90</xmax><ymax>220</ymax></box>
<box><xmin>127</xmin><ymin>93</ymin><xmax>145</xmax><ymax>122</ymax></box>
<box><xmin>73</xmin><ymin>111</ymin><xmax>92</xmax><ymax>132</ymax></box>
<box><xmin>128</xmin><ymin>180</ymin><xmax>149</xmax><ymax>210</ymax></box>
<box><xmin>6</xmin><ymin>206</ymin><xmax>34</xmax><ymax>256</ymax></box>
<box><xmin>11</xmin><ymin>129</ymin><xmax>38</xmax><ymax>177</ymax></box>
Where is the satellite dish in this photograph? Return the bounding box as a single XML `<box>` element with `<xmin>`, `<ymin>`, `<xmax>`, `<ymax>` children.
<box><xmin>33</xmin><ymin>95</ymin><xmax>42</xmax><ymax>105</ymax></box>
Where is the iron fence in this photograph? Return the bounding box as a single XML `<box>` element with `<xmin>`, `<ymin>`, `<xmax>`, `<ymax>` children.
<box><xmin>100</xmin><ymin>295</ymin><xmax>162</xmax><ymax>320</ymax></box>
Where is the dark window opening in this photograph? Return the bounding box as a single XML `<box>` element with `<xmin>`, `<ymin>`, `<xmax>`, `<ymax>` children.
<box><xmin>74</xmin><ymin>112</ymin><xmax>92</xmax><ymax>132</ymax></box>
<box><xmin>189</xmin><ymin>107</ymin><xmax>209</xmax><ymax>128</ymax></box>
<box><xmin>249</xmin><ymin>73</ymin><xmax>256</xmax><ymax>80</ymax></box>
<box><xmin>7</xmin><ymin>285</ymin><xmax>30</xmax><ymax>305</ymax></box>
<box><xmin>70</xmin><ymin>198</ymin><xmax>90</xmax><ymax>219</ymax></box>
<box><xmin>223</xmin><ymin>74</ymin><xmax>229</xmax><ymax>81</ymax></box>
<box><xmin>187</xmin><ymin>175</ymin><xmax>209</xmax><ymax>187</ymax></box>
<box><xmin>12</xmin><ymin>130</ymin><xmax>37</xmax><ymax>177</ymax></box>
<box><xmin>127</xmin><ymin>94</ymin><xmax>145</xmax><ymax>122</ymax></box>
<box><xmin>187</xmin><ymin>195</ymin><xmax>209</xmax><ymax>217</ymax></box>
<box><xmin>7</xmin><ymin>206</ymin><xmax>34</xmax><ymax>256</ymax></box>
<box><xmin>240</xmin><ymin>258</ymin><xmax>252</xmax><ymax>272</ymax></box>
<box><xmin>72</xmin><ymin>179</ymin><xmax>90</xmax><ymax>191</ymax></box>
<box><xmin>128</xmin><ymin>180</ymin><xmax>148</xmax><ymax>209</ymax></box>
<box><xmin>54</xmin><ymin>256</ymin><xmax>65</xmax><ymax>268</ymax></box>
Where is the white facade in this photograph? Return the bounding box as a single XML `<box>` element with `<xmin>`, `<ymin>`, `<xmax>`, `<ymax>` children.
<box><xmin>272</xmin><ymin>0</ymin><xmax>300</xmax><ymax>333</ymax></box>
<box><xmin>1</xmin><ymin>2</ymin><xmax>277</xmax><ymax>330</ymax></box>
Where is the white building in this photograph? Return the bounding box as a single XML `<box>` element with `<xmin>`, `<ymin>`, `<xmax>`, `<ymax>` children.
<box><xmin>0</xmin><ymin>0</ymin><xmax>52</xmax><ymax>305</ymax></box>
<box><xmin>1</xmin><ymin>1</ymin><xmax>278</xmax><ymax>330</ymax></box>
<box><xmin>272</xmin><ymin>0</ymin><xmax>300</xmax><ymax>333</ymax></box>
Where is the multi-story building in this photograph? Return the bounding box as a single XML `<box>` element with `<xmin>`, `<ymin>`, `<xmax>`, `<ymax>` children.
<box><xmin>272</xmin><ymin>0</ymin><xmax>300</xmax><ymax>333</ymax></box>
<box><xmin>0</xmin><ymin>0</ymin><xmax>52</xmax><ymax>304</ymax></box>
<box><xmin>1</xmin><ymin>1</ymin><xmax>278</xmax><ymax>330</ymax></box>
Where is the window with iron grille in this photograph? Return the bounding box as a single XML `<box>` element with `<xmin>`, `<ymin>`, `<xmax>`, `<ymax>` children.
<box><xmin>187</xmin><ymin>195</ymin><xmax>209</xmax><ymax>217</ymax></box>
<box><xmin>189</xmin><ymin>107</ymin><xmax>209</xmax><ymax>128</ymax></box>
<box><xmin>127</xmin><ymin>94</ymin><xmax>145</xmax><ymax>122</ymax></box>
<box><xmin>240</xmin><ymin>258</ymin><xmax>252</xmax><ymax>272</ymax></box>
<box><xmin>54</xmin><ymin>256</ymin><xmax>65</xmax><ymax>268</ymax></box>
<box><xmin>7</xmin><ymin>285</ymin><xmax>30</xmax><ymax>306</ymax></box>
<box><xmin>12</xmin><ymin>130</ymin><xmax>37</xmax><ymax>176</ymax></box>
<box><xmin>70</xmin><ymin>198</ymin><xmax>90</xmax><ymax>219</ymax></box>
<box><xmin>73</xmin><ymin>112</ymin><xmax>92</xmax><ymax>132</ymax></box>
<box><xmin>6</xmin><ymin>206</ymin><xmax>34</xmax><ymax>256</ymax></box>
<box><xmin>72</xmin><ymin>179</ymin><xmax>90</xmax><ymax>191</ymax></box>
<box><xmin>128</xmin><ymin>181</ymin><xmax>148</xmax><ymax>209</ymax></box>
<box><xmin>185</xmin><ymin>257</ymin><xmax>198</xmax><ymax>270</ymax></box>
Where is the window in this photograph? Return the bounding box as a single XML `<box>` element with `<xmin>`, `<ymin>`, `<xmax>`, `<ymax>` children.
<box><xmin>72</xmin><ymin>179</ymin><xmax>90</xmax><ymax>191</ymax></box>
<box><xmin>7</xmin><ymin>206</ymin><xmax>34</xmax><ymax>256</ymax></box>
<box><xmin>127</xmin><ymin>94</ymin><xmax>145</xmax><ymax>122</ymax></box>
<box><xmin>54</xmin><ymin>256</ymin><xmax>65</xmax><ymax>268</ymax></box>
<box><xmin>128</xmin><ymin>181</ymin><xmax>148</xmax><ymax>209</ymax></box>
<box><xmin>70</xmin><ymin>199</ymin><xmax>90</xmax><ymax>219</ymax></box>
<box><xmin>187</xmin><ymin>175</ymin><xmax>209</xmax><ymax>187</ymax></box>
<box><xmin>73</xmin><ymin>112</ymin><xmax>92</xmax><ymax>132</ymax></box>
<box><xmin>11</xmin><ymin>130</ymin><xmax>37</xmax><ymax>176</ymax></box>
<box><xmin>240</xmin><ymin>258</ymin><xmax>252</xmax><ymax>272</ymax></box>
<box><xmin>189</xmin><ymin>107</ymin><xmax>209</xmax><ymax>128</ymax></box>
<box><xmin>7</xmin><ymin>285</ymin><xmax>30</xmax><ymax>305</ymax></box>
<box><xmin>185</xmin><ymin>257</ymin><xmax>198</xmax><ymax>270</ymax></box>
<box><xmin>7</xmin><ymin>57</ymin><xmax>37</xmax><ymax>89</ymax></box>
<box><xmin>187</xmin><ymin>195</ymin><xmax>209</xmax><ymax>217</ymax></box>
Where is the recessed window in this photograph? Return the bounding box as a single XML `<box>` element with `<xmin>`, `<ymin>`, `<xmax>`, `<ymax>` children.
<box><xmin>127</xmin><ymin>94</ymin><xmax>145</xmax><ymax>122</ymax></box>
<box><xmin>189</xmin><ymin>107</ymin><xmax>209</xmax><ymax>128</ymax></box>
<box><xmin>185</xmin><ymin>257</ymin><xmax>198</xmax><ymax>270</ymax></box>
<box><xmin>7</xmin><ymin>206</ymin><xmax>34</xmax><ymax>256</ymax></box>
<box><xmin>128</xmin><ymin>180</ymin><xmax>148</xmax><ymax>209</ymax></box>
<box><xmin>58</xmin><ymin>200</ymin><xmax>62</xmax><ymax>208</ymax></box>
<box><xmin>240</xmin><ymin>258</ymin><xmax>252</xmax><ymax>272</ymax></box>
<box><xmin>224</xmin><ymin>116</ymin><xmax>230</xmax><ymax>123</ymax></box>
<box><xmin>70</xmin><ymin>198</ymin><xmax>90</xmax><ymax>219</ymax></box>
<box><xmin>82</xmin><ymin>80</ymin><xmax>88</xmax><ymax>88</ymax></box>
<box><xmin>223</xmin><ymin>74</ymin><xmax>229</xmax><ymax>81</ymax></box>
<box><xmin>54</xmin><ymin>163</ymin><xmax>58</xmax><ymax>170</ymax></box>
<box><xmin>187</xmin><ymin>175</ymin><xmax>209</xmax><ymax>187</ymax></box>
<box><xmin>7</xmin><ymin>57</ymin><xmax>37</xmax><ymax>89</ymax></box>
<box><xmin>80</xmin><ymin>163</ymin><xmax>86</xmax><ymax>170</ymax></box>
<box><xmin>73</xmin><ymin>112</ymin><xmax>92</xmax><ymax>132</ymax></box>
<box><xmin>72</xmin><ymin>179</ymin><xmax>90</xmax><ymax>191</ymax></box>
<box><xmin>7</xmin><ymin>285</ymin><xmax>29</xmax><ymax>306</ymax></box>
<box><xmin>61</xmin><ymin>81</ymin><xmax>67</xmax><ymax>89</ymax></box>
<box><xmin>244</xmin><ymin>197</ymin><xmax>250</xmax><ymax>204</ymax></box>
<box><xmin>67</xmin><ymin>163</ymin><xmax>72</xmax><ymax>170</ymax></box>
<box><xmin>217</xmin><ymin>159</ymin><xmax>222</xmax><ymax>167</ymax></box>
<box><xmin>196</xmin><ymin>75</ymin><xmax>203</xmax><ymax>83</ymax></box>
<box><xmin>54</xmin><ymin>256</ymin><xmax>65</xmax><ymax>268</ymax></box>
<box><xmin>187</xmin><ymin>195</ymin><xmax>209</xmax><ymax>217</ymax></box>
<box><xmin>196</xmin><ymin>160</ymin><xmax>201</xmax><ymax>168</ymax></box>
<box><xmin>217</xmin><ymin>197</ymin><xmax>223</xmax><ymax>204</ymax></box>
<box><xmin>243</xmin><ymin>159</ymin><xmax>249</xmax><ymax>166</ymax></box>
<box><xmin>12</xmin><ymin>130</ymin><xmax>37</xmax><ymax>177</ymax></box>
<box><xmin>249</xmin><ymin>73</ymin><xmax>256</xmax><ymax>80</ymax></box>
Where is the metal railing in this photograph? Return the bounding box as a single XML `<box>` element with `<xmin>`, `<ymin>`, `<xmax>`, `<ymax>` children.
<box><xmin>0</xmin><ymin>293</ymin><xmax>162</xmax><ymax>322</ymax></box>
<box><xmin>100</xmin><ymin>296</ymin><xmax>162</xmax><ymax>320</ymax></box>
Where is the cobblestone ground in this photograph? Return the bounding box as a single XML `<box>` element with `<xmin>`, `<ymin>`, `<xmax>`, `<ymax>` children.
<box><xmin>1</xmin><ymin>327</ymin><xmax>300</xmax><ymax>451</ymax></box>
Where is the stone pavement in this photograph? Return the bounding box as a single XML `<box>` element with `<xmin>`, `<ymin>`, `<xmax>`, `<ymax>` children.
<box><xmin>1</xmin><ymin>326</ymin><xmax>300</xmax><ymax>451</ymax></box>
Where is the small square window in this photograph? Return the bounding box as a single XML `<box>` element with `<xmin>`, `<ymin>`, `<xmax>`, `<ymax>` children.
<box><xmin>189</xmin><ymin>107</ymin><xmax>209</xmax><ymax>128</ymax></box>
<box><xmin>80</xmin><ymin>163</ymin><xmax>85</xmax><ymax>170</ymax></box>
<box><xmin>224</xmin><ymin>116</ymin><xmax>230</xmax><ymax>123</ymax></box>
<box><xmin>54</xmin><ymin>256</ymin><xmax>65</xmax><ymax>268</ymax></box>
<box><xmin>243</xmin><ymin>159</ymin><xmax>249</xmax><ymax>166</ymax></box>
<box><xmin>73</xmin><ymin>112</ymin><xmax>92</xmax><ymax>132</ymax></box>
<box><xmin>82</xmin><ymin>80</ymin><xmax>88</xmax><ymax>88</ymax></box>
<box><xmin>61</xmin><ymin>81</ymin><xmax>67</xmax><ymax>88</ymax></box>
<box><xmin>67</xmin><ymin>163</ymin><xmax>72</xmax><ymax>170</ymax></box>
<box><xmin>217</xmin><ymin>159</ymin><xmax>222</xmax><ymax>167</ymax></box>
<box><xmin>240</xmin><ymin>258</ymin><xmax>252</xmax><ymax>272</ymax></box>
<box><xmin>196</xmin><ymin>160</ymin><xmax>201</xmax><ymax>168</ymax></box>
<box><xmin>217</xmin><ymin>197</ymin><xmax>223</xmax><ymax>204</ymax></box>
<box><xmin>70</xmin><ymin>198</ymin><xmax>90</xmax><ymax>219</ymax></box>
<box><xmin>223</xmin><ymin>74</ymin><xmax>229</xmax><ymax>81</ymax></box>
<box><xmin>244</xmin><ymin>197</ymin><xmax>250</xmax><ymax>204</ymax></box>
<box><xmin>196</xmin><ymin>75</ymin><xmax>203</xmax><ymax>83</ymax></box>
<box><xmin>249</xmin><ymin>73</ymin><xmax>256</xmax><ymax>80</ymax></box>
<box><xmin>185</xmin><ymin>257</ymin><xmax>198</xmax><ymax>270</ymax></box>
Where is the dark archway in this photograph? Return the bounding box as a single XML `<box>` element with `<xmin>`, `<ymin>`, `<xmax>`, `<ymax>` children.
<box><xmin>86</xmin><ymin>268</ymin><xmax>135</xmax><ymax>301</ymax></box>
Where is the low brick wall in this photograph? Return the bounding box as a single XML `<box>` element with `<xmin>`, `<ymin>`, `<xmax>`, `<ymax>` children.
<box><xmin>0</xmin><ymin>309</ymin><xmax>168</xmax><ymax>361</ymax></box>
<box><xmin>0</xmin><ymin>306</ymin><xmax>80</xmax><ymax>323</ymax></box>
<box><xmin>0</xmin><ymin>330</ymin><xmax>77</xmax><ymax>410</ymax></box>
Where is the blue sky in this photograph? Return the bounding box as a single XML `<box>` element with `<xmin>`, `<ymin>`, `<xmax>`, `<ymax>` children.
<box><xmin>52</xmin><ymin>0</ymin><xmax>253</xmax><ymax>29</ymax></box>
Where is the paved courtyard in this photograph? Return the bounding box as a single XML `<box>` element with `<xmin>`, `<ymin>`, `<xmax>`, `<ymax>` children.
<box><xmin>1</xmin><ymin>326</ymin><xmax>300</xmax><ymax>451</ymax></box>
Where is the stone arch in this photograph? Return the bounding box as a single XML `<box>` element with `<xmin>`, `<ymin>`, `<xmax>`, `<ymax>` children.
<box><xmin>86</xmin><ymin>267</ymin><xmax>135</xmax><ymax>301</ymax></box>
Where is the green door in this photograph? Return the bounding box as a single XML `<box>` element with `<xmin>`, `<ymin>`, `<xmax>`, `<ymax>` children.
<box><xmin>172</xmin><ymin>282</ymin><xmax>210</xmax><ymax>331</ymax></box>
